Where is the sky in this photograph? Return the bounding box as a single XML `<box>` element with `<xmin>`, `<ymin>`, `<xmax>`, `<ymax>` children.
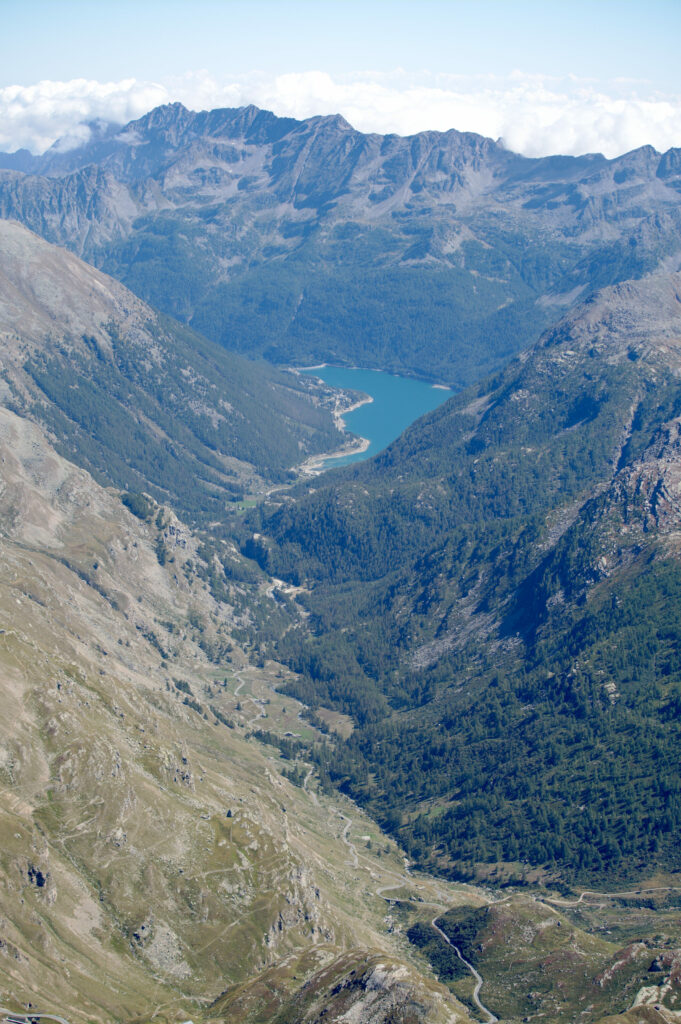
<box><xmin>1</xmin><ymin>0</ymin><xmax>680</xmax><ymax>158</ymax></box>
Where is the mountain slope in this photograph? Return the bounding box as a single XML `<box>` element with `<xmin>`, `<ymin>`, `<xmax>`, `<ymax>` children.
<box><xmin>3</xmin><ymin>319</ymin><xmax>681</xmax><ymax>1024</ymax></box>
<box><xmin>247</xmin><ymin>270</ymin><xmax>681</xmax><ymax>884</ymax></box>
<box><xmin>0</xmin><ymin>219</ymin><xmax>342</xmax><ymax>522</ymax></box>
<box><xmin>2</xmin><ymin>104</ymin><xmax>681</xmax><ymax>382</ymax></box>
<box><xmin>0</xmin><ymin>402</ymin><xmax>475</xmax><ymax>1024</ymax></box>
<box><xmin>5</xmin><ymin>129</ymin><xmax>681</xmax><ymax>1021</ymax></box>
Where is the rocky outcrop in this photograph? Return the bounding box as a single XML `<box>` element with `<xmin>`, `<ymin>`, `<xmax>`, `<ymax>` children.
<box><xmin>211</xmin><ymin>949</ymin><xmax>470</xmax><ymax>1024</ymax></box>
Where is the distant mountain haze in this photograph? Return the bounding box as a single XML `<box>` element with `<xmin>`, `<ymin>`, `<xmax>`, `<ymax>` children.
<box><xmin>1</xmin><ymin>102</ymin><xmax>681</xmax><ymax>384</ymax></box>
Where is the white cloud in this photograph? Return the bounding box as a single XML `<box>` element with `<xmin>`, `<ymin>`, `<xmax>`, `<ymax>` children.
<box><xmin>1</xmin><ymin>71</ymin><xmax>680</xmax><ymax>160</ymax></box>
<box><xmin>0</xmin><ymin>78</ymin><xmax>168</xmax><ymax>154</ymax></box>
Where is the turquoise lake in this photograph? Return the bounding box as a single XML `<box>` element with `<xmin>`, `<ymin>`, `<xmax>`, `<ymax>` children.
<box><xmin>301</xmin><ymin>366</ymin><xmax>454</xmax><ymax>469</ymax></box>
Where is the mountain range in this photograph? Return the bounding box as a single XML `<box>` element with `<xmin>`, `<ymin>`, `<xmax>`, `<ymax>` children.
<box><xmin>3</xmin><ymin>103</ymin><xmax>681</xmax><ymax>1022</ymax></box>
<box><xmin>2</xmin><ymin>103</ymin><xmax>681</xmax><ymax>384</ymax></box>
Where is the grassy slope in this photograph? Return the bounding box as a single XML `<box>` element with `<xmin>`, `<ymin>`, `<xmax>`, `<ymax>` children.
<box><xmin>0</xmin><ymin>404</ymin><xmax>472</xmax><ymax>1024</ymax></box>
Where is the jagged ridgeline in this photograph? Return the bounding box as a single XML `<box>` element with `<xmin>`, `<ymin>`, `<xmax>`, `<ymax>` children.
<box><xmin>248</xmin><ymin>272</ymin><xmax>681</xmax><ymax>885</ymax></box>
<box><xmin>2</xmin><ymin>103</ymin><xmax>681</xmax><ymax>383</ymax></box>
<box><xmin>0</xmin><ymin>219</ymin><xmax>341</xmax><ymax>522</ymax></box>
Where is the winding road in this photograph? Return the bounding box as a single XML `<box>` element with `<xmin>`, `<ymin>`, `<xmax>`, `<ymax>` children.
<box><xmin>302</xmin><ymin>766</ymin><xmax>318</xmax><ymax>805</ymax></box>
<box><xmin>374</xmin><ymin>877</ymin><xmax>498</xmax><ymax>1022</ymax></box>
<box><xmin>315</xmin><ymin>793</ymin><xmax>499</xmax><ymax>1023</ymax></box>
<box><xmin>542</xmin><ymin>885</ymin><xmax>681</xmax><ymax>908</ymax></box>
<box><xmin>293</xmin><ymin>771</ymin><xmax>681</xmax><ymax>1024</ymax></box>
<box><xmin>0</xmin><ymin>1010</ymin><xmax>71</xmax><ymax>1024</ymax></box>
<box><xmin>331</xmin><ymin>809</ymin><xmax>359</xmax><ymax>868</ymax></box>
<box><xmin>230</xmin><ymin>673</ymin><xmax>267</xmax><ymax>727</ymax></box>
<box><xmin>429</xmin><ymin>917</ymin><xmax>498</xmax><ymax>1024</ymax></box>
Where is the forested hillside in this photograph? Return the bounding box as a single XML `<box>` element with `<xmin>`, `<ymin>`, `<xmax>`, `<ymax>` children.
<box><xmin>246</xmin><ymin>272</ymin><xmax>681</xmax><ymax>884</ymax></box>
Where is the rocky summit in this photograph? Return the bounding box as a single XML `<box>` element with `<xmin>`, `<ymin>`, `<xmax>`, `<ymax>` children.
<box><xmin>1</xmin><ymin>103</ymin><xmax>681</xmax><ymax>382</ymax></box>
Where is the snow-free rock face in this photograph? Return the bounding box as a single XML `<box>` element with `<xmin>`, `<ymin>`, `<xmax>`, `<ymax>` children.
<box><xmin>539</xmin><ymin>272</ymin><xmax>681</xmax><ymax>365</ymax></box>
<box><xmin>211</xmin><ymin>949</ymin><xmax>471</xmax><ymax>1024</ymax></box>
<box><xmin>3</xmin><ymin>103</ymin><xmax>681</xmax><ymax>382</ymax></box>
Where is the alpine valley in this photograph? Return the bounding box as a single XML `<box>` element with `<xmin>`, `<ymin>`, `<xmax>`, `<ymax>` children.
<box><xmin>2</xmin><ymin>104</ymin><xmax>681</xmax><ymax>1024</ymax></box>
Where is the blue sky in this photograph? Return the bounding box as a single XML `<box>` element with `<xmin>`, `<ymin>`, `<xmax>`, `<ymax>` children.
<box><xmin>1</xmin><ymin>0</ymin><xmax>680</xmax><ymax>156</ymax></box>
<box><xmin>4</xmin><ymin>0</ymin><xmax>680</xmax><ymax>86</ymax></box>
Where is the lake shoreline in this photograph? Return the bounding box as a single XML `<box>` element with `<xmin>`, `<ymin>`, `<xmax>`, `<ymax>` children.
<box><xmin>295</xmin><ymin>364</ymin><xmax>453</xmax><ymax>476</ymax></box>
<box><xmin>298</xmin><ymin>390</ymin><xmax>373</xmax><ymax>476</ymax></box>
<box><xmin>296</xmin><ymin>361</ymin><xmax>453</xmax><ymax>389</ymax></box>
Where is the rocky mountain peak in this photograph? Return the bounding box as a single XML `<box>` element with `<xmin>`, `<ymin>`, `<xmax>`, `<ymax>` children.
<box><xmin>2</xmin><ymin>101</ymin><xmax>681</xmax><ymax>385</ymax></box>
<box><xmin>657</xmin><ymin>146</ymin><xmax>681</xmax><ymax>183</ymax></box>
<box><xmin>542</xmin><ymin>271</ymin><xmax>681</xmax><ymax>369</ymax></box>
<box><xmin>306</xmin><ymin>111</ymin><xmax>355</xmax><ymax>132</ymax></box>
<box><xmin>133</xmin><ymin>100</ymin><xmax>191</xmax><ymax>129</ymax></box>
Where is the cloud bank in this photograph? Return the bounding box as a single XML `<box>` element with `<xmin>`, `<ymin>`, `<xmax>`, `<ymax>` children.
<box><xmin>1</xmin><ymin>70</ymin><xmax>680</xmax><ymax>159</ymax></box>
